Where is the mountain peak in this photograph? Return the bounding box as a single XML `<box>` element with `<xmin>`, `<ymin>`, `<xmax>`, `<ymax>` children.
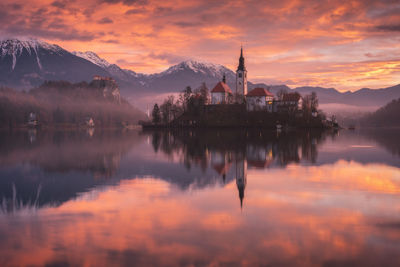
<box><xmin>72</xmin><ymin>51</ymin><xmax>111</xmax><ymax>68</ymax></box>
<box><xmin>0</xmin><ymin>38</ymin><xmax>62</xmax><ymax>54</ymax></box>
<box><xmin>0</xmin><ymin>37</ymin><xmax>63</xmax><ymax>70</ymax></box>
<box><xmin>160</xmin><ymin>59</ymin><xmax>232</xmax><ymax>78</ymax></box>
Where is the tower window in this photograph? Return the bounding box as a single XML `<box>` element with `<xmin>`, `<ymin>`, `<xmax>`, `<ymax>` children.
<box><xmin>238</xmin><ymin>73</ymin><xmax>242</xmax><ymax>78</ymax></box>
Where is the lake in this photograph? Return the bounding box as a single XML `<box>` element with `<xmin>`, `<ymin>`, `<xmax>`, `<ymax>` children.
<box><xmin>0</xmin><ymin>128</ymin><xmax>399</xmax><ymax>266</ymax></box>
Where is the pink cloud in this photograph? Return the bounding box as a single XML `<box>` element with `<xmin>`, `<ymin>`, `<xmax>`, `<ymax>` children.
<box><xmin>0</xmin><ymin>0</ymin><xmax>399</xmax><ymax>90</ymax></box>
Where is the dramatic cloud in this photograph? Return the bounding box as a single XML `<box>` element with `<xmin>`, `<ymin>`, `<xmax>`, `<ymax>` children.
<box><xmin>0</xmin><ymin>0</ymin><xmax>399</xmax><ymax>90</ymax></box>
<box><xmin>97</xmin><ymin>17</ymin><xmax>113</xmax><ymax>24</ymax></box>
<box><xmin>376</xmin><ymin>24</ymin><xmax>400</xmax><ymax>32</ymax></box>
<box><xmin>99</xmin><ymin>0</ymin><xmax>148</xmax><ymax>6</ymax></box>
<box><xmin>51</xmin><ymin>1</ymin><xmax>66</xmax><ymax>8</ymax></box>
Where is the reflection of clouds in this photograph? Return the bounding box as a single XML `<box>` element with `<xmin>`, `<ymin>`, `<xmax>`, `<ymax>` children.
<box><xmin>1</xmin><ymin>165</ymin><xmax>400</xmax><ymax>266</ymax></box>
<box><xmin>250</xmin><ymin>161</ymin><xmax>400</xmax><ymax>197</ymax></box>
<box><xmin>1</xmin><ymin>129</ymin><xmax>399</xmax><ymax>216</ymax></box>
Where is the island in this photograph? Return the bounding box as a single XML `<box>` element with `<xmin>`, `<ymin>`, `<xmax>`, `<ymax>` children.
<box><xmin>142</xmin><ymin>48</ymin><xmax>337</xmax><ymax>130</ymax></box>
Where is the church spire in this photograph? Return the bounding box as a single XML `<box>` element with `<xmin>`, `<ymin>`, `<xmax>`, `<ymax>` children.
<box><xmin>237</xmin><ymin>46</ymin><xmax>246</xmax><ymax>71</ymax></box>
<box><xmin>238</xmin><ymin>185</ymin><xmax>244</xmax><ymax>209</ymax></box>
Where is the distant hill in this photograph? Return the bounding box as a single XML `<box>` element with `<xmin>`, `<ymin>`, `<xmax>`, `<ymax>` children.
<box><xmin>0</xmin><ymin>79</ymin><xmax>146</xmax><ymax>128</ymax></box>
<box><xmin>1</xmin><ymin>38</ymin><xmax>400</xmax><ymax>111</ymax></box>
<box><xmin>361</xmin><ymin>98</ymin><xmax>400</xmax><ymax>127</ymax></box>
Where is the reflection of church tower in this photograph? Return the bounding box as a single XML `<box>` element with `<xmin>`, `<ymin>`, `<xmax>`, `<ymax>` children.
<box><xmin>235</xmin><ymin>158</ymin><xmax>247</xmax><ymax>209</ymax></box>
<box><xmin>236</xmin><ymin>46</ymin><xmax>247</xmax><ymax>96</ymax></box>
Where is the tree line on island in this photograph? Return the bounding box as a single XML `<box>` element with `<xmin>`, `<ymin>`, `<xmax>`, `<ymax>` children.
<box><xmin>152</xmin><ymin>83</ymin><xmax>210</xmax><ymax>125</ymax></box>
<box><xmin>150</xmin><ymin>84</ymin><xmax>328</xmax><ymax>128</ymax></box>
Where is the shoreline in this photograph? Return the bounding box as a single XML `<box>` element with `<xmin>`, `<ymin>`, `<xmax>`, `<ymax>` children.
<box><xmin>0</xmin><ymin>124</ymin><xmax>141</xmax><ymax>131</ymax></box>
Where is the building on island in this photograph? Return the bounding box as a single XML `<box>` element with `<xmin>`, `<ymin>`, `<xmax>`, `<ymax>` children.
<box><xmin>208</xmin><ymin>47</ymin><xmax>304</xmax><ymax>114</ymax></box>
<box><xmin>275</xmin><ymin>92</ymin><xmax>303</xmax><ymax>113</ymax></box>
<box><xmin>246</xmin><ymin>87</ymin><xmax>274</xmax><ymax>111</ymax></box>
<box><xmin>236</xmin><ymin>46</ymin><xmax>248</xmax><ymax>98</ymax></box>
<box><xmin>210</xmin><ymin>47</ymin><xmax>247</xmax><ymax>105</ymax></box>
<box><xmin>211</xmin><ymin>75</ymin><xmax>233</xmax><ymax>104</ymax></box>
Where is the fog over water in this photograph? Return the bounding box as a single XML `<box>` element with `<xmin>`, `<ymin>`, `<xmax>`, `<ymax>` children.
<box><xmin>0</xmin><ymin>128</ymin><xmax>399</xmax><ymax>266</ymax></box>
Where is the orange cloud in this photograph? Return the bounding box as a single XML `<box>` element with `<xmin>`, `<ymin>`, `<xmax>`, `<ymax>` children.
<box><xmin>0</xmin><ymin>0</ymin><xmax>399</xmax><ymax>90</ymax></box>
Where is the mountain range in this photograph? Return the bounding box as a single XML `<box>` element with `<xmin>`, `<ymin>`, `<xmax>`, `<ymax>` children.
<box><xmin>1</xmin><ymin>38</ymin><xmax>399</xmax><ymax>111</ymax></box>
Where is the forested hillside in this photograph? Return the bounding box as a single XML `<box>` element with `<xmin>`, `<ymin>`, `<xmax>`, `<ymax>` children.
<box><xmin>0</xmin><ymin>80</ymin><xmax>146</xmax><ymax>128</ymax></box>
<box><xmin>362</xmin><ymin>98</ymin><xmax>400</xmax><ymax>127</ymax></box>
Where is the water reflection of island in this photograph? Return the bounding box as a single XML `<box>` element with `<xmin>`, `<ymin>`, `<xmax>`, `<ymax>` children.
<box><xmin>147</xmin><ymin>129</ymin><xmax>330</xmax><ymax>208</ymax></box>
<box><xmin>150</xmin><ymin>130</ymin><xmax>325</xmax><ymax>169</ymax></box>
<box><xmin>2</xmin><ymin>128</ymin><xmax>399</xmax><ymax>213</ymax></box>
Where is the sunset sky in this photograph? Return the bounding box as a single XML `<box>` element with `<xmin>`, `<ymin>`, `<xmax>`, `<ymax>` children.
<box><xmin>1</xmin><ymin>0</ymin><xmax>399</xmax><ymax>90</ymax></box>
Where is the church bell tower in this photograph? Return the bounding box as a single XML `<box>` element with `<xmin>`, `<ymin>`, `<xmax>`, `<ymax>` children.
<box><xmin>236</xmin><ymin>46</ymin><xmax>247</xmax><ymax>97</ymax></box>
<box><xmin>236</xmin><ymin>157</ymin><xmax>247</xmax><ymax>209</ymax></box>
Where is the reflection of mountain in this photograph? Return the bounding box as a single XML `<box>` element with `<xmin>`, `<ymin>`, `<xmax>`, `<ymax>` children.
<box><xmin>0</xmin><ymin>130</ymin><xmax>135</xmax><ymax>176</ymax></box>
<box><xmin>2</xmin><ymin>128</ymin><xmax>400</xmax><ymax>213</ymax></box>
<box><xmin>0</xmin><ymin>130</ymin><xmax>144</xmax><ymax>213</ymax></box>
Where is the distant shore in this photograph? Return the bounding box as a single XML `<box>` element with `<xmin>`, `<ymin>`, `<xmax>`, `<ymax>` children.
<box><xmin>0</xmin><ymin>123</ymin><xmax>141</xmax><ymax>131</ymax></box>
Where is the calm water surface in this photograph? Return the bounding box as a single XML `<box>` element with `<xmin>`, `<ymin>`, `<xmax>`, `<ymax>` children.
<box><xmin>0</xmin><ymin>129</ymin><xmax>400</xmax><ymax>266</ymax></box>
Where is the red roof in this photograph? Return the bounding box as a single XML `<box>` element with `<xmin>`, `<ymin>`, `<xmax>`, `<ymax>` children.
<box><xmin>212</xmin><ymin>163</ymin><xmax>232</xmax><ymax>175</ymax></box>
<box><xmin>282</xmin><ymin>92</ymin><xmax>301</xmax><ymax>101</ymax></box>
<box><xmin>211</xmin><ymin>82</ymin><xmax>233</xmax><ymax>94</ymax></box>
<box><xmin>247</xmin><ymin>87</ymin><xmax>274</xmax><ymax>97</ymax></box>
<box><xmin>248</xmin><ymin>159</ymin><xmax>272</xmax><ymax>168</ymax></box>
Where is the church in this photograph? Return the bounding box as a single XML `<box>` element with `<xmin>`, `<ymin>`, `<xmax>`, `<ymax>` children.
<box><xmin>211</xmin><ymin>47</ymin><xmax>247</xmax><ymax>104</ymax></box>
<box><xmin>210</xmin><ymin>47</ymin><xmax>302</xmax><ymax>113</ymax></box>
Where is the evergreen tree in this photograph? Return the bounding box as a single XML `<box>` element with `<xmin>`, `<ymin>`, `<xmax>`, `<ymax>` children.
<box><xmin>198</xmin><ymin>82</ymin><xmax>209</xmax><ymax>104</ymax></box>
<box><xmin>310</xmin><ymin>92</ymin><xmax>318</xmax><ymax>112</ymax></box>
<box><xmin>152</xmin><ymin>104</ymin><xmax>161</xmax><ymax>124</ymax></box>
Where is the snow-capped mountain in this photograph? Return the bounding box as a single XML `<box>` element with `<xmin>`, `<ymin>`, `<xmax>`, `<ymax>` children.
<box><xmin>136</xmin><ymin>59</ymin><xmax>240</xmax><ymax>95</ymax></box>
<box><xmin>0</xmin><ymin>38</ymin><xmax>109</xmax><ymax>89</ymax></box>
<box><xmin>158</xmin><ymin>60</ymin><xmax>232</xmax><ymax>77</ymax></box>
<box><xmin>0</xmin><ymin>37</ymin><xmax>279</xmax><ymax>95</ymax></box>
<box><xmin>0</xmin><ymin>38</ymin><xmax>63</xmax><ymax>71</ymax></box>
<box><xmin>72</xmin><ymin>51</ymin><xmax>111</xmax><ymax>68</ymax></box>
<box><xmin>70</xmin><ymin>51</ymin><xmax>239</xmax><ymax>93</ymax></box>
<box><xmin>2</xmin><ymin>38</ymin><xmax>400</xmax><ymax>110</ymax></box>
<box><xmin>72</xmin><ymin>50</ymin><xmax>148</xmax><ymax>88</ymax></box>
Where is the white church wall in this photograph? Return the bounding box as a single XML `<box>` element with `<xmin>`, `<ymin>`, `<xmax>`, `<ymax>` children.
<box><xmin>211</xmin><ymin>92</ymin><xmax>227</xmax><ymax>104</ymax></box>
